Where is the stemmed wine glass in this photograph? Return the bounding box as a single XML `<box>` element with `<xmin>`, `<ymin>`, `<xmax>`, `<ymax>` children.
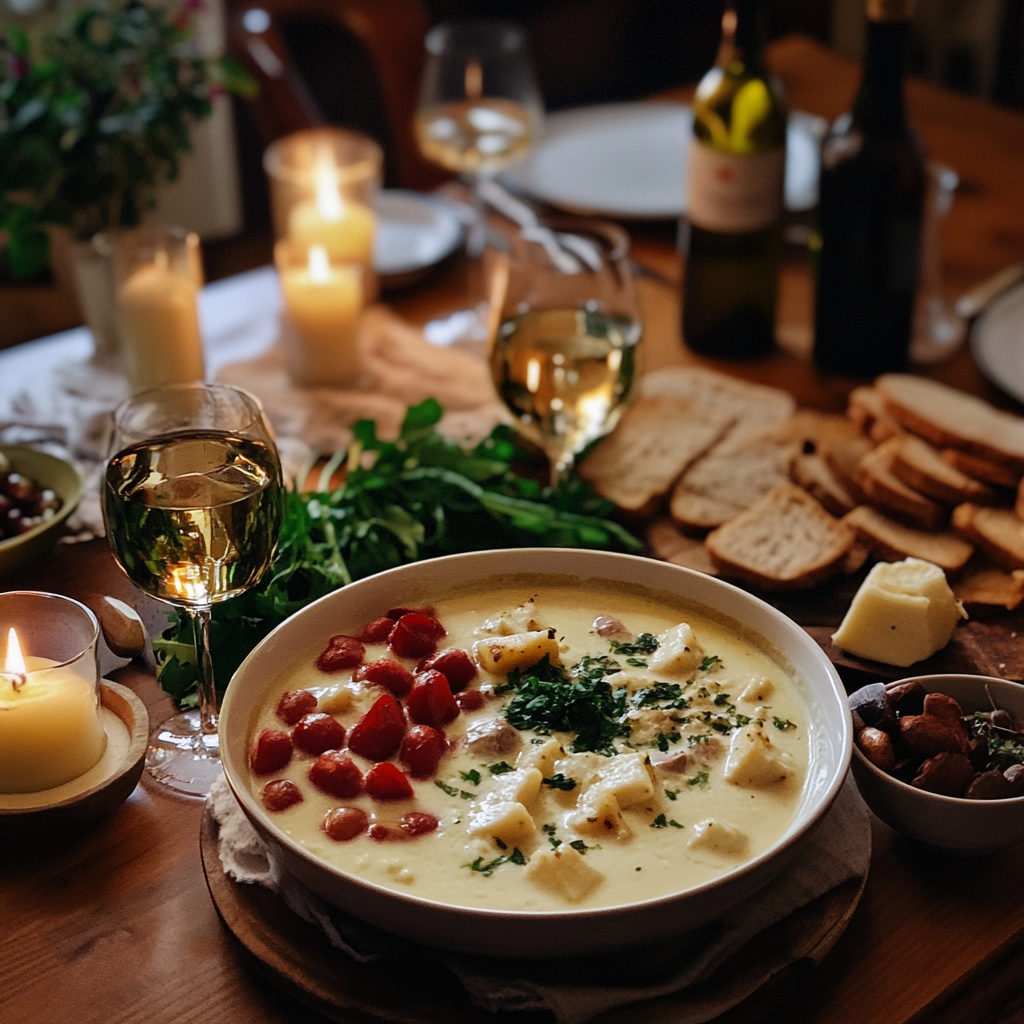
<box><xmin>489</xmin><ymin>218</ymin><xmax>643</xmax><ymax>487</ymax></box>
<box><xmin>415</xmin><ymin>20</ymin><xmax>543</xmax><ymax>343</ymax></box>
<box><xmin>102</xmin><ymin>382</ymin><xmax>284</xmax><ymax>796</ymax></box>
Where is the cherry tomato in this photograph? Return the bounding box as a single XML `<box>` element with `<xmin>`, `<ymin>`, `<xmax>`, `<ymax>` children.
<box><xmin>385</xmin><ymin>605</ymin><xmax>436</xmax><ymax>621</ymax></box>
<box><xmin>355</xmin><ymin>617</ymin><xmax>396</xmax><ymax>644</ymax></box>
<box><xmin>419</xmin><ymin>648</ymin><xmax>477</xmax><ymax>692</ymax></box>
<box><xmin>308</xmin><ymin>750</ymin><xmax>364</xmax><ymax>798</ymax></box>
<box><xmin>389</xmin><ymin>613</ymin><xmax>446</xmax><ymax>659</ymax></box>
<box><xmin>316</xmin><ymin>635</ymin><xmax>366</xmax><ymax>673</ymax></box>
<box><xmin>353</xmin><ymin>658</ymin><xmax>415</xmax><ymax>698</ymax></box>
<box><xmin>368</xmin><ymin>823</ymin><xmax>396</xmax><ymax>842</ymax></box>
<box><xmin>399</xmin><ymin>811</ymin><xmax>439</xmax><ymax>837</ymax></box>
<box><xmin>347</xmin><ymin>694</ymin><xmax>407</xmax><ymax>762</ymax></box>
<box><xmin>454</xmin><ymin>689</ymin><xmax>485</xmax><ymax>712</ymax></box>
<box><xmin>399</xmin><ymin>725</ymin><xmax>447</xmax><ymax>778</ymax></box>
<box><xmin>250</xmin><ymin>728</ymin><xmax>293</xmax><ymax>775</ymax></box>
<box><xmin>276</xmin><ymin>689</ymin><xmax>318</xmax><ymax>725</ymax></box>
<box><xmin>262</xmin><ymin>779</ymin><xmax>303</xmax><ymax>811</ymax></box>
<box><xmin>292</xmin><ymin>713</ymin><xmax>346</xmax><ymax>756</ymax></box>
<box><xmin>322</xmin><ymin>806</ymin><xmax>369</xmax><ymax>841</ymax></box>
<box><xmin>365</xmin><ymin>761</ymin><xmax>414</xmax><ymax>801</ymax></box>
<box><xmin>407</xmin><ymin>670</ymin><xmax>459</xmax><ymax>728</ymax></box>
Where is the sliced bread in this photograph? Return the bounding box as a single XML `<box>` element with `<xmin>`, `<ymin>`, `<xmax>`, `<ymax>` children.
<box><xmin>843</xmin><ymin>505</ymin><xmax>974</xmax><ymax>572</ymax></box>
<box><xmin>818</xmin><ymin>423</ymin><xmax>874</xmax><ymax>504</ymax></box>
<box><xmin>952</xmin><ymin>503</ymin><xmax>1024</xmax><ymax>569</ymax></box>
<box><xmin>877</xmin><ymin>374</ymin><xmax>1024</xmax><ymax>473</ymax></box>
<box><xmin>953</xmin><ymin>565</ymin><xmax>1024</xmax><ymax>616</ymax></box>
<box><xmin>577</xmin><ymin>396</ymin><xmax>733</xmax><ymax>516</ymax></box>
<box><xmin>942</xmin><ymin>448</ymin><xmax>1021</xmax><ymax>489</ymax></box>
<box><xmin>848</xmin><ymin>386</ymin><xmax>903</xmax><ymax>443</ymax></box>
<box><xmin>791</xmin><ymin>452</ymin><xmax>857</xmax><ymax>517</ymax></box>
<box><xmin>888</xmin><ymin>433</ymin><xmax>998</xmax><ymax>505</ymax></box>
<box><xmin>669</xmin><ymin>423</ymin><xmax>800</xmax><ymax>531</ymax></box>
<box><xmin>857</xmin><ymin>439</ymin><xmax>946</xmax><ymax>530</ymax></box>
<box><xmin>705</xmin><ymin>484</ymin><xmax>855</xmax><ymax>591</ymax></box>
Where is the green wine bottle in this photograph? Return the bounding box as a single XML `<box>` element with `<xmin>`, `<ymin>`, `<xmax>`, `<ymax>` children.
<box><xmin>681</xmin><ymin>0</ymin><xmax>787</xmax><ymax>359</ymax></box>
<box><xmin>813</xmin><ymin>0</ymin><xmax>926</xmax><ymax>376</ymax></box>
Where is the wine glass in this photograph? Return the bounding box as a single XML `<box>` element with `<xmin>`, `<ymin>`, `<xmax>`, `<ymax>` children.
<box><xmin>102</xmin><ymin>382</ymin><xmax>284</xmax><ymax>796</ymax></box>
<box><xmin>415</xmin><ymin>20</ymin><xmax>543</xmax><ymax>345</ymax></box>
<box><xmin>489</xmin><ymin>218</ymin><xmax>642</xmax><ymax>488</ymax></box>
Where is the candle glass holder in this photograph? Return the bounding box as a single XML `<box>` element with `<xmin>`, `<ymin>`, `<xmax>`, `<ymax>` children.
<box><xmin>103</xmin><ymin>383</ymin><xmax>285</xmax><ymax>796</ymax></box>
<box><xmin>0</xmin><ymin>592</ymin><xmax>106</xmax><ymax>794</ymax></box>
<box><xmin>112</xmin><ymin>225</ymin><xmax>205</xmax><ymax>394</ymax></box>
<box><xmin>274</xmin><ymin>238</ymin><xmax>366</xmax><ymax>388</ymax></box>
<box><xmin>264</xmin><ymin>128</ymin><xmax>382</xmax><ymax>301</ymax></box>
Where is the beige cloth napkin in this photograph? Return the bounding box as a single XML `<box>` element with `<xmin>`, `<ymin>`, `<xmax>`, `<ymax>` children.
<box><xmin>208</xmin><ymin>774</ymin><xmax>870</xmax><ymax>1024</ymax></box>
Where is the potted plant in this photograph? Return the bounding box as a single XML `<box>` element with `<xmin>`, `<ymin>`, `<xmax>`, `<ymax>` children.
<box><xmin>0</xmin><ymin>0</ymin><xmax>253</xmax><ymax>350</ymax></box>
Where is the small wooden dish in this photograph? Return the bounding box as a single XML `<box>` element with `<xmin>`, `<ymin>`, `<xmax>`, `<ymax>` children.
<box><xmin>0</xmin><ymin>680</ymin><xmax>148</xmax><ymax>838</ymax></box>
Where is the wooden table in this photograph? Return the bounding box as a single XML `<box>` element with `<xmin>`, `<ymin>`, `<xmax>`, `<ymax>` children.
<box><xmin>4</xmin><ymin>36</ymin><xmax>1024</xmax><ymax>1024</ymax></box>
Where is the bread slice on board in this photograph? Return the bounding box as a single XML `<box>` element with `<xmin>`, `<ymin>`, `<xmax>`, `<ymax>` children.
<box><xmin>577</xmin><ymin>396</ymin><xmax>733</xmax><ymax>516</ymax></box>
<box><xmin>844</xmin><ymin>505</ymin><xmax>974</xmax><ymax>572</ymax></box>
<box><xmin>942</xmin><ymin>448</ymin><xmax>1021</xmax><ymax>489</ymax></box>
<box><xmin>877</xmin><ymin>374</ymin><xmax>1024</xmax><ymax>474</ymax></box>
<box><xmin>791</xmin><ymin>452</ymin><xmax>857</xmax><ymax>517</ymax></box>
<box><xmin>848</xmin><ymin>386</ymin><xmax>903</xmax><ymax>443</ymax></box>
<box><xmin>953</xmin><ymin>564</ymin><xmax>1024</xmax><ymax>616</ymax></box>
<box><xmin>952</xmin><ymin>503</ymin><xmax>1024</xmax><ymax>569</ymax></box>
<box><xmin>888</xmin><ymin>433</ymin><xmax>998</xmax><ymax>505</ymax></box>
<box><xmin>669</xmin><ymin>423</ymin><xmax>800</xmax><ymax>531</ymax></box>
<box><xmin>857</xmin><ymin>440</ymin><xmax>946</xmax><ymax>530</ymax></box>
<box><xmin>640</xmin><ymin>366</ymin><xmax>795</xmax><ymax>439</ymax></box>
<box><xmin>818</xmin><ymin>423</ymin><xmax>873</xmax><ymax>504</ymax></box>
<box><xmin>705</xmin><ymin>484</ymin><xmax>855</xmax><ymax>591</ymax></box>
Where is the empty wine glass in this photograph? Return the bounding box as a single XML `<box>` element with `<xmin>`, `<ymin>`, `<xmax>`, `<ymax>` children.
<box><xmin>103</xmin><ymin>383</ymin><xmax>284</xmax><ymax>796</ymax></box>
<box><xmin>489</xmin><ymin>218</ymin><xmax>643</xmax><ymax>487</ymax></box>
<box><xmin>415</xmin><ymin>20</ymin><xmax>543</xmax><ymax>345</ymax></box>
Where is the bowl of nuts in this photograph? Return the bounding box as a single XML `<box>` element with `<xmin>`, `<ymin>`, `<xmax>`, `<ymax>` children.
<box><xmin>850</xmin><ymin>674</ymin><xmax>1024</xmax><ymax>856</ymax></box>
<box><xmin>0</xmin><ymin>446</ymin><xmax>82</xmax><ymax>575</ymax></box>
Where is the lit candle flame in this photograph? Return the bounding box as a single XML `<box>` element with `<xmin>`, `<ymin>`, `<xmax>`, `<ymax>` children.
<box><xmin>4</xmin><ymin>627</ymin><xmax>26</xmax><ymax>675</ymax></box>
<box><xmin>308</xmin><ymin>244</ymin><xmax>332</xmax><ymax>285</ymax></box>
<box><xmin>526</xmin><ymin>358</ymin><xmax>541</xmax><ymax>393</ymax></box>
<box><xmin>169</xmin><ymin>565</ymin><xmax>206</xmax><ymax>604</ymax></box>
<box><xmin>314</xmin><ymin>157</ymin><xmax>344</xmax><ymax>222</ymax></box>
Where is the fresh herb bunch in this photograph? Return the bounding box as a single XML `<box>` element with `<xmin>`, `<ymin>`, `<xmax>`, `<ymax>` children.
<box><xmin>155</xmin><ymin>399</ymin><xmax>641</xmax><ymax>706</ymax></box>
<box><xmin>0</xmin><ymin>0</ymin><xmax>254</xmax><ymax>279</ymax></box>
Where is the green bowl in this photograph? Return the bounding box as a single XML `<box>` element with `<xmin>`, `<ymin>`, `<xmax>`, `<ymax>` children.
<box><xmin>0</xmin><ymin>446</ymin><xmax>84</xmax><ymax>576</ymax></box>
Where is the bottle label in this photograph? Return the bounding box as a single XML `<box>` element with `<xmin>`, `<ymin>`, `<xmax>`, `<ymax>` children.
<box><xmin>686</xmin><ymin>141</ymin><xmax>785</xmax><ymax>233</ymax></box>
<box><xmin>867</xmin><ymin>0</ymin><xmax>916</xmax><ymax>21</ymax></box>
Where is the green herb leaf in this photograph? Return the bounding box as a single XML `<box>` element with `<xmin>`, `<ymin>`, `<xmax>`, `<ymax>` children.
<box><xmin>435</xmin><ymin>780</ymin><xmax>459</xmax><ymax>797</ymax></box>
<box><xmin>460</xmin><ymin>769</ymin><xmax>482</xmax><ymax>786</ymax></box>
<box><xmin>569</xmin><ymin>839</ymin><xmax>590</xmax><ymax>853</ymax></box>
<box><xmin>488</xmin><ymin>761</ymin><xmax>516</xmax><ymax>775</ymax></box>
<box><xmin>542</xmin><ymin>773</ymin><xmax>577</xmax><ymax>791</ymax></box>
<box><xmin>772</xmin><ymin>717</ymin><xmax>797</xmax><ymax>731</ymax></box>
<box><xmin>665</xmin><ymin>789</ymin><xmax>678</xmax><ymax>800</ymax></box>
<box><xmin>609</xmin><ymin>633</ymin><xmax>659</xmax><ymax>656</ymax></box>
<box><xmin>688</xmin><ymin>770</ymin><xmax>709</xmax><ymax>787</ymax></box>
<box><xmin>699</xmin><ymin>655</ymin><xmax>722</xmax><ymax>672</ymax></box>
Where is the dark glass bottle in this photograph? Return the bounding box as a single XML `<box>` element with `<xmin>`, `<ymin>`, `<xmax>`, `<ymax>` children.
<box><xmin>813</xmin><ymin>0</ymin><xmax>927</xmax><ymax>376</ymax></box>
<box><xmin>681</xmin><ymin>0</ymin><xmax>787</xmax><ymax>359</ymax></box>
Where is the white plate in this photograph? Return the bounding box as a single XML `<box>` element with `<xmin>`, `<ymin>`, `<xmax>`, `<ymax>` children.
<box><xmin>970</xmin><ymin>281</ymin><xmax>1024</xmax><ymax>402</ymax></box>
<box><xmin>373</xmin><ymin>190</ymin><xmax>465</xmax><ymax>286</ymax></box>
<box><xmin>501</xmin><ymin>102</ymin><xmax>827</xmax><ymax>220</ymax></box>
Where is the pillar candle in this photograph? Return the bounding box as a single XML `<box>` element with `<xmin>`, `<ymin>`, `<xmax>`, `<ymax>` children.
<box><xmin>0</xmin><ymin>630</ymin><xmax>107</xmax><ymax>794</ymax></box>
<box><xmin>287</xmin><ymin>164</ymin><xmax>376</xmax><ymax>265</ymax></box>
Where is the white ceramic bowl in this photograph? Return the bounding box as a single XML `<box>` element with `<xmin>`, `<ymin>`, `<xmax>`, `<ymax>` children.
<box><xmin>850</xmin><ymin>674</ymin><xmax>1024</xmax><ymax>856</ymax></box>
<box><xmin>220</xmin><ymin>549</ymin><xmax>852</xmax><ymax>958</ymax></box>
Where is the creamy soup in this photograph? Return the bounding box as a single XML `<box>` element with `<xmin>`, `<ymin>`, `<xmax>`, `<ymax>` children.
<box><xmin>245</xmin><ymin>581</ymin><xmax>809</xmax><ymax>911</ymax></box>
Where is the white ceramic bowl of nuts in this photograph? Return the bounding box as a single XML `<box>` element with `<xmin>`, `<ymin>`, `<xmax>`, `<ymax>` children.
<box><xmin>849</xmin><ymin>673</ymin><xmax>1024</xmax><ymax>856</ymax></box>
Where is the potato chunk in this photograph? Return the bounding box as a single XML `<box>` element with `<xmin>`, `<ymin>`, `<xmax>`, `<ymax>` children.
<box><xmin>566</xmin><ymin>785</ymin><xmax>628</xmax><ymax>839</ymax></box>
<box><xmin>688</xmin><ymin>819</ymin><xmax>749</xmax><ymax>857</ymax></box>
<box><xmin>517</xmin><ymin>737</ymin><xmax>565</xmax><ymax>776</ymax></box>
<box><xmin>525</xmin><ymin>846</ymin><xmax>604</xmax><ymax>902</ymax></box>
<box><xmin>468</xmin><ymin>797</ymin><xmax>537</xmax><ymax>848</ymax></box>
<box><xmin>724</xmin><ymin>725</ymin><xmax>794</xmax><ymax>787</ymax></box>
<box><xmin>473</xmin><ymin>629</ymin><xmax>561</xmax><ymax>675</ymax></box>
<box><xmin>648</xmin><ymin>623</ymin><xmax>704</xmax><ymax>676</ymax></box>
<box><xmin>739</xmin><ymin>677</ymin><xmax>774</xmax><ymax>704</ymax></box>
<box><xmin>491</xmin><ymin>767</ymin><xmax>543</xmax><ymax>806</ymax></box>
<box><xmin>588</xmin><ymin>752</ymin><xmax>655</xmax><ymax>809</ymax></box>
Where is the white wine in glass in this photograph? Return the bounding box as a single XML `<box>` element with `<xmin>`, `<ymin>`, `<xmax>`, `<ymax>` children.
<box><xmin>103</xmin><ymin>383</ymin><xmax>283</xmax><ymax>796</ymax></box>
<box><xmin>490</xmin><ymin>219</ymin><xmax>642</xmax><ymax>487</ymax></box>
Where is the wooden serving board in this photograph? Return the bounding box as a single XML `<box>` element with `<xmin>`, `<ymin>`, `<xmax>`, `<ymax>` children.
<box><xmin>200</xmin><ymin>809</ymin><xmax>865</xmax><ymax>1024</ymax></box>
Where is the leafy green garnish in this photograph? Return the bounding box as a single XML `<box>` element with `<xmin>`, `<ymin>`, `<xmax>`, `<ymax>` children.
<box><xmin>651</xmin><ymin>814</ymin><xmax>684</xmax><ymax>829</ymax></box>
<box><xmin>488</xmin><ymin>761</ymin><xmax>516</xmax><ymax>776</ymax></box>
<box><xmin>772</xmin><ymin>717</ymin><xmax>797</xmax><ymax>731</ymax></box>
<box><xmin>609</xmin><ymin>633</ymin><xmax>659</xmax><ymax>656</ymax></box>
<box><xmin>155</xmin><ymin>400</ymin><xmax>640</xmax><ymax>703</ymax></box>
<box><xmin>460</xmin><ymin>769</ymin><xmax>482</xmax><ymax>786</ymax></box>
<box><xmin>665</xmin><ymin>789</ymin><xmax>678</xmax><ymax>800</ymax></box>
<box><xmin>435</xmin><ymin>780</ymin><xmax>459</xmax><ymax>797</ymax></box>
<box><xmin>700</xmin><ymin>655</ymin><xmax>722</xmax><ymax>672</ymax></box>
<box><xmin>466</xmin><ymin>847</ymin><xmax>526</xmax><ymax>876</ymax></box>
<box><xmin>688</xmin><ymin>770</ymin><xmax>709</xmax><ymax>787</ymax></box>
<box><xmin>569</xmin><ymin>839</ymin><xmax>591</xmax><ymax>853</ymax></box>
<box><xmin>655</xmin><ymin>731</ymin><xmax>681</xmax><ymax>752</ymax></box>
<box><xmin>542</xmin><ymin>773</ymin><xmax>577</xmax><ymax>791</ymax></box>
<box><xmin>633</xmin><ymin>682</ymin><xmax>689</xmax><ymax>709</ymax></box>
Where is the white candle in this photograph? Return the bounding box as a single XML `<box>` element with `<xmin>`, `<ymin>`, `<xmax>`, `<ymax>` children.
<box><xmin>117</xmin><ymin>257</ymin><xmax>205</xmax><ymax>392</ymax></box>
<box><xmin>0</xmin><ymin>628</ymin><xmax>107</xmax><ymax>794</ymax></box>
<box><xmin>280</xmin><ymin>245</ymin><xmax>363</xmax><ymax>387</ymax></box>
<box><xmin>287</xmin><ymin>161</ymin><xmax>376</xmax><ymax>265</ymax></box>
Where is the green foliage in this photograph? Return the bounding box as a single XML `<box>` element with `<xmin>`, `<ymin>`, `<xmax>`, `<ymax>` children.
<box><xmin>0</xmin><ymin>0</ymin><xmax>255</xmax><ymax>278</ymax></box>
<box><xmin>155</xmin><ymin>400</ymin><xmax>641</xmax><ymax>704</ymax></box>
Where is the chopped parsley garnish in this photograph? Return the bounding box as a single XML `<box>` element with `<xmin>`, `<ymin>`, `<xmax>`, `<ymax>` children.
<box><xmin>460</xmin><ymin>790</ymin><xmax>474</xmax><ymax>799</ymax></box>
<box><xmin>488</xmin><ymin>761</ymin><xmax>516</xmax><ymax>775</ymax></box>
<box><xmin>700</xmin><ymin>655</ymin><xmax>722</xmax><ymax>672</ymax></box>
<box><xmin>655</xmin><ymin>731</ymin><xmax>681</xmax><ymax>752</ymax></box>
<box><xmin>689</xmin><ymin>770</ymin><xmax>709</xmax><ymax>787</ymax></box>
<box><xmin>609</xmin><ymin>633</ymin><xmax>659</xmax><ymax>656</ymax></box>
<box><xmin>460</xmin><ymin>769</ymin><xmax>482</xmax><ymax>785</ymax></box>
<box><xmin>697</xmin><ymin>686</ymin><xmax>711</xmax><ymax>699</ymax></box>
<box><xmin>713</xmin><ymin>693</ymin><xmax>732</xmax><ymax>707</ymax></box>
<box><xmin>625</xmin><ymin>657</ymin><xmax>648</xmax><ymax>667</ymax></box>
<box><xmin>569</xmin><ymin>839</ymin><xmax>591</xmax><ymax>853</ymax></box>
<box><xmin>501</xmin><ymin>654</ymin><xmax>629</xmax><ymax>755</ymax></box>
<box><xmin>542</xmin><ymin>823</ymin><xmax>562</xmax><ymax>848</ymax></box>
<box><xmin>494</xmin><ymin>837</ymin><xmax>507</xmax><ymax>850</ymax></box>
<box><xmin>510</xmin><ymin>847</ymin><xmax>526</xmax><ymax>865</ymax></box>
<box><xmin>465</xmin><ymin>848</ymin><xmax>526</xmax><ymax>876</ymax></box>
<box><xmin>651</xmin><ymin>814</ymin><xmax>684</xmax><ymax>829</ymax></box>
<box><xmin>435</xmin><ymin>780</ymin><xmax>459</xmax><ymax>797</ymax></box>
<box><xmin>772</xmin><ymin>717</ymin><xmax>796</xmax><ymax>731</ymax></box>
<box><xmin>542</xmin><ymin>773</ymin><xmax>577</xmax><ymax>791</ymax></box>
<box><xmin>633</xmin><ymin>682</ymin><xmax>689</xmax><ymax>709</ymax></box>
<box><xmin>688</xmin><ymin>733</ymin><xmax>711</xmax><ymax>746</ymax></box>
<box><xmin>665</xmin><ymin>789</ymin><xmax>678</xmax><ymax>801</ymax></box>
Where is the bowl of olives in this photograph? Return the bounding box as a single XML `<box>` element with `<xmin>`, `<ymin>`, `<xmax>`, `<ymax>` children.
<box><xmin>0</xmin><ymin>447</ymin><xmax>83</xmax><ymax>575</ymax></box>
